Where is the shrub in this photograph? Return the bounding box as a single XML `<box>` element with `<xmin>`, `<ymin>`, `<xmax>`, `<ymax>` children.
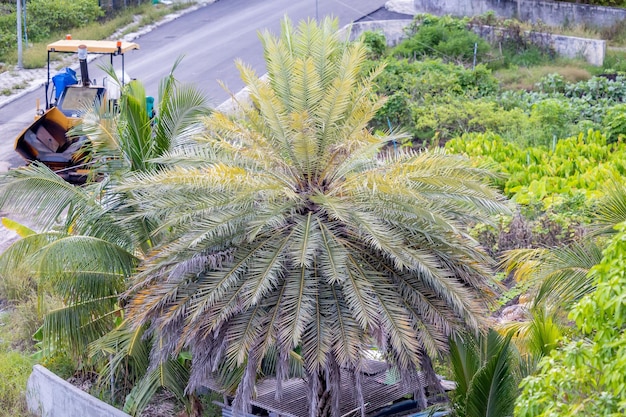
<box><xmin>26</xmin><ymin>0</ymin><xmax>104</xmax><ymax>42</ymax></box>
<box><xmin>369</xmin><ymin>57</ymin><xmax>500</xmax><ymax>138</ymax></box>
<box><xmin>604</xmin><ymin>103</ymin><xmax>626</xmax><ymax>143</ymax></box>
<box><xmin>515</xmin><ymin>223</ymin><xmax>626</xmax><ymax>416</ymax></box>
<box><xmin>0</xmin><ymin>10</ymin><xmax>16</xmax><ymax>58</ymax></box>
<box><xmin>394</xmin><ymin>15</ymin><xmax>490</xmax><ymax>65</ymax></box>
<box><xmin>360</xmin><ymin>31</ymin><xmax>387</xmax><ymax>60</ymax></box>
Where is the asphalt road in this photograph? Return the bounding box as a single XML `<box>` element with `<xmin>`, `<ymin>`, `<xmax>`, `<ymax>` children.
<box><xmin>0</xmin><ymin>0</ymin><xmax>387</xmax><ymax>170</ymax></box>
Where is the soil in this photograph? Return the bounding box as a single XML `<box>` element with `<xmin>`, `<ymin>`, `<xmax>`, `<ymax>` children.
<box><xmin>67</xmin><ymin>372</ymin><xmax>181</xmax><ymax>417</ymax></box>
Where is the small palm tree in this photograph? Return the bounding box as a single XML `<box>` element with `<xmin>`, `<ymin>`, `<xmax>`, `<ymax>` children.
<box><xmin>449</xmin><ymin>329</ymin><xmax>520</xmax><ymax>417</ymax></box>
<box><xmin>120</xmin><ymin>17</ymin><xmax>508</xmax><ymax>417</ymax></box>
<box><xmin>498</xmin><ymin>182</ymin><xmax>626</xmax><ymax>371</ymax></box>
<box><xmin>501</xmin><ymin>181</ymin><xmax>626</xmax><ymax>316</ymax></box>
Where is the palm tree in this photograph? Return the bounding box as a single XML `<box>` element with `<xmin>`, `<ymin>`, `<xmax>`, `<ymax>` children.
<box><xmin>500</xmin><ymin>181</ymin><xmax>626</xmax><ymax>316</ymax></box>
<box><xmin>449</xmin><ymin>329</ymin><xmax>520</xmax><ymax>417</ymax></box>
<box><xmin>119</xmin><ymin>17</ymin><xmax>508</xmax><ymax>417</ymax></box>
<box><xmin>0</xmin><ymin>64</ymin><xmax>211</xmax><ymax>414</ymax></box>
<box><xmin>497</xmin><ymin>182</ymin><xmax>626</xmax><ymax>370</ymax></box>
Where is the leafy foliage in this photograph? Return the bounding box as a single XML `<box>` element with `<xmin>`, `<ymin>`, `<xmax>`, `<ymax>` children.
<box><xmin>360</xmin><ymin>31</ymin><xmax>387</xmax><ymax>60</ymax></box>
<box><xmin>394</xmin><ymin>15</ymin><xmax>490</xmax><ymax>65</ymax></box>
<box><xmin>26</xmin><ymin>0</ymin><xmax>104</xmax><ymax>42</ymax></box>
<box><xmin>0</xmin><ymin>64</ymin><xmax>211</xmax><ymax>415</ymax></box>
<box><xmin>515</xmin><ymin>223</ymin><xmax>626</xmax><ymax>416</ymax></box>
<box><xmin>368</xmin><ymin>57</ymin><xmax>499</xmax><ymax>141</ymax></box>
<box><xmin>449</xmin><ymin>329</ymin><xmax>520</xmax><ymax>417</ymax></box>
<box><xmin>445</xmin><ymin>130</ymin><xmax>626</xmax><ymax>209</ymax></box>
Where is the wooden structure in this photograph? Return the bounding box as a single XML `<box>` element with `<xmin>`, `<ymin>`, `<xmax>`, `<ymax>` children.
<box><xmin>207</xmin><ymin>360</ymin><xmax>433</xmax><ymax>417</ymax></box>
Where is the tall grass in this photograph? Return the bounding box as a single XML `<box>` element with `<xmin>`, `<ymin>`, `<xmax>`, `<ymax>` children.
<box><xmin>0</xmin><ymin>313</ymin><xmax>35</xmax><ymax>417</ymax></box>
<box><xmin>495</xmin><ymin>61</ymin><xmax>592</xmax><ymax>90</ymax></box>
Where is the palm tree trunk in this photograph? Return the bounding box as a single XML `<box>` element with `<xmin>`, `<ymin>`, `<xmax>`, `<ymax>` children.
<box><xmin>315</xmin><ymin>372</ymin><xmax>332</xmax><ymax>417</ymax></box>
<box><xmin>308</xmin><ymin>360</ymin><xmax>341</xmax><ymax>417</ymax></box>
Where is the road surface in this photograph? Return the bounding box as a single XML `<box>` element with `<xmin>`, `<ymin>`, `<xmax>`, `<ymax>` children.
<box><xmin>0</xmin><ymin>0</ymin><xmax>387</xmax><ymax>171</ymax></box>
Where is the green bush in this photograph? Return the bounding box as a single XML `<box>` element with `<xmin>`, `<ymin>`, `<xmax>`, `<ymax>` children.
<box><xmin>369</xmin><ymin>57</ymin><xmax>499</xmax><ymax>139</ymax></box>
<box><xmin>0</xmin><ymin>10</ymin><xmax>16</xmax><ymax>58</ymax></box>
<box><xmin>26</xmin><ymin>0</ymin><xmax>104</xmax><ymax>42</ymax></box>
<box><xmin>516</xmin><ymin>223</ymin><xmax>626</xmax><ymax>416</ymax></box>
<box><xmin>360</xmin><ymin>31</ymin><xmax>387</xmax><ymax>60</ymax></box>
<box><xmin>529</xmin><ymin>98</ymin><xmax>576</xmax><ymax>145</ymax></box>
<box><xmin>393</xmin><ymin>15</ymin><xmax>490</xmax><ymax>65</ymax></box>
<box><xmin>604</xmin><ymin>103</ymin><xmax>626</xmax><ymax>143</ymax></box>
<box><xmin>410</xmin><ymin>96</ymin><xmax>529</xmax><ymax>142</ymax></box>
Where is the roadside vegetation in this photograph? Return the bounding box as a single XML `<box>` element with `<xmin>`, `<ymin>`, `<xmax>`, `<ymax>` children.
<box><xmin>2</xmin><ymin>7</ymin><xmax>626</xmax><ymax>417</ymax></box>
<box><xmin>0</xmin><ymin>310</ymin><xmax>35</xmax><ymax>417</ymax></box>
<box><xmin>0</xmin><ymin>0</ymin><xmax>193</xmax><ymax>69</ymax></box>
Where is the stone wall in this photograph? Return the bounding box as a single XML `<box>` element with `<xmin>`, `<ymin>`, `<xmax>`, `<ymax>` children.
<box><xmin>386</xmin><ymin>0</ymin><xmax>626</xmax><ymax>28</ymax></box>
<box><xmin>26</xmin><ymin>365</ymin><xmax>131</xmax><ymax>417</ymax></box>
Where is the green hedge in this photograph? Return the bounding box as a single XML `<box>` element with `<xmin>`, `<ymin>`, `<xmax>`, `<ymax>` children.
<box><xmin>26</xmin><ymin>0</ymin><xmax>104</xmax><ymax>42</ymax></box>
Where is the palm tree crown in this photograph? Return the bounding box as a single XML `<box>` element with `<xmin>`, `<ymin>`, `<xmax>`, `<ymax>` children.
<box><xmin>122</xmin><ymin>17</ymin><xmax>508</xmax><ymax>416</ymax></box>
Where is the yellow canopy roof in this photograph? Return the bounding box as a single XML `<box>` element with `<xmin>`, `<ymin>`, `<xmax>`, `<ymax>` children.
<box><xmin>47</xmin><ymin>39</ymin><xmax>140</xmax><ymax>54</ymax></box>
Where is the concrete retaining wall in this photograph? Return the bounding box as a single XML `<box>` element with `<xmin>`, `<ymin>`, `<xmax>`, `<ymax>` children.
<box><xmin>345</xmin><ymin>20</ymin><xmax>605</xmax><ymax>66</ymax></box>
<box><xmin>387</xmin><ymin>0</ymin><xmax>626</xmax><ymax>28</ymax></box>
<box><xmin>26</xmin><ymin>365</ymin><xmax>131</xmax><ymax>417</ymax></box>
<box><xmin>343</xmin><ymin>19</ymin><xmax>414</xmax><ymax>46</ymax></box>
<box><xmin>549</xmin><ymin>33</ymin><xmax>605</xmax><ymax>66</ymax></box>
<box><xmin>473</xmin><ymin>25</ymin><xmax>606</xmax><ymax>66</ymax></box>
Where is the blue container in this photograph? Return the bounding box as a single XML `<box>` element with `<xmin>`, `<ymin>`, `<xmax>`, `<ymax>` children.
<box><xmin>146</xmin><ymin>96</ymin><xmax>155</xmax><ymax>118</ymax></box>
<box><xmin>52</xmin><ymin>68</ymin><xmax>78</xmax><ymax>100</ymax></box>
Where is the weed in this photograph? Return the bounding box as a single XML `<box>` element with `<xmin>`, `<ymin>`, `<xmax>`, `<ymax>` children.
<box><xmin>0</xmin><ymin>314</ymin><xmax>35</xmax><ymax>417</ymax></box>
<box><xmin>11</xmin><ymin>81</ymin><xmax>29</xmax><ymax>90</ymax></box>
<box><xmin>0</xmin><ymin>270</ymin><xmax>34</xmax><ymax>303</ymax></box>
<box><xmin>601</xmin><ymin>19</ymin><xmax>626</xmax><ymax>45</ymax></box>
<box><xmin>496</xmin><ymin>63</ymin><xmax>591</xmax><ymax>91</ymax></box>
<box><xmin>0</xmin><ymin>350</ymin><xmax>33</xmax><ymax>417</ymax></box>
<box><xmin>602</xmin><ymin>49</ymin><xmax>626</xmax><ymax>74</ymax></box>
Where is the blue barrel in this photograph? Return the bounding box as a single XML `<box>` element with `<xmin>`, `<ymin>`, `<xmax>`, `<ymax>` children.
<box><xmin>52</xmin><ymin>68</ymin><xmax>78</xmax><ymax>100</ymax></box>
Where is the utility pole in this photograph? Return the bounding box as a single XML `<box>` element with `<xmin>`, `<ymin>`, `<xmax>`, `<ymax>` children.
<box><xmin>315</xmin><ymin>0</ymin><xmax>318</xmax><ymax>21</ymax></box>
<box><xmin>16</xmin><ymin>0</ymin><xmax>23</xmax><ymax>69</ymax></box>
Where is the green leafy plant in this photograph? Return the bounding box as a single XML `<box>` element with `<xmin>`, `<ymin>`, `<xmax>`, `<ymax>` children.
<box><xmin>449</xmin><ymin>329</ymin><xmax>521</xmax><ymax>417</ymax></box>
<box><xmin>360</xmin><ymin>31</ymin><xmax>387</xmax><ymax>60</ymax></box>
<box><xmin>515</xmin><ymin>223</ymin><xmax>626</xmax><ymax>416</ymax></box>
<box><xmin>445</xmin><ymin>130</ymin><xmax>626</xmax><ymax>210</ymax></box>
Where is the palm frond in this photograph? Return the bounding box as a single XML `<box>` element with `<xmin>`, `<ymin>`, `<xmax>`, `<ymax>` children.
<box><xmin>0</xmin><ymin>163</ymin><xmax>93</xmax><ymax>230</ymax></box>
<box><xmin>123</xmin><ymin>357</ymin><xmax>190</xmax><ymax>416</ymax></box>
<box><xmin>591</xmin><ymin>179</ymin><xmax>626</xmax><ymax>236</ymax></box>
<box><xmin>450</xmin><ymin>330</ymin><xmax>518</xmax><ymax>417</ymax></box>
<box><xmin>502</xmin><ymin>240</ymin><xmax>602</xmax><ymax>311</ymax></box>
<box><xmin>464</xmin><ymin>331</ymin><xmax>517</xmax><ymax>417</ymax></box>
